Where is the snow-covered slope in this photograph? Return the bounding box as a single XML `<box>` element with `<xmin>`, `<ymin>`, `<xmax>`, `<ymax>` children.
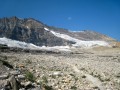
<box><xmin>44</xmin><ymin>27</ymin><xmax>110</xmax><ymax>48</ymax></box>
<box><xmin>0</xmin><ymin>37</ymin><xmax>40</xmax><ymax>49</ymax></box>
<box><xmin>0</xmin><ymin>37</ymin><xmax>70</xmax><ymax>51</ymax></box>
<box><xmin>0</xmin><ymin>28</ymin><xmax>110</xmax><ymax>52</ymax></box>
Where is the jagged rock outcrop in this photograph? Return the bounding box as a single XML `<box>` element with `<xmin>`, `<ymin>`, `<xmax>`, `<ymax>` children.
<box><xmin>0</xmin><ymin>17</ymin><xmax>73</xmax><ymax>46</ymax></box>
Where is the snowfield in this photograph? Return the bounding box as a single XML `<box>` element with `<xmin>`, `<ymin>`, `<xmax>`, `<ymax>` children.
<box><xmin>44</xmin><ymin>27</ymin><xmax>110</xmax><ymax>48</ymax></box>
<box><xmin>0</xmin><ymin>37</ymin><xmax>70</xmax><ymax>51</ymax></box>
<box><xmin>0</xmin><ymin>37</ymin><xmax>39</xmax><ymax>49</ymax></box>
<box><xmin>0</xmin><ymin>28</ymin><xmax>110</xmax><ymax>51</ymax></box>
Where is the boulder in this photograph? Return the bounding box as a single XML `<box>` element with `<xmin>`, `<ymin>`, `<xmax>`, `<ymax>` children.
<box><xmin>9</xmin><ymin>75</ymin><xmax>20</xmax><ymax>90</ymax></box>
<box><xmin>0</xmin><ymin>73</ymin><xmax>9</xmax><ymax>79</ymax></box>
<box><xmin>10</xmin><ymin>70</ymin><xmax>20</xmax><ymax>75</ymax></box>
<box><xmin>17</xmin><ymin>75</ymin><xmax>25</xmax><ymax>80</ymax></box>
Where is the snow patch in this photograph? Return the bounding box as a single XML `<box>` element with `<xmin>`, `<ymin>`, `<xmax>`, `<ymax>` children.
<box><xmin>44</xmin><ymin>27</ymin><xmax>50</xmax><ymax>31</ymax></box>
<box><xmin>0</xmin><ymin>37</ymin><xmax>39</xmax><ymax>49</ymax></box>
<box><xmin>0</xmin><ymin>37</ymin><xmax>71</xmax><ymax>51</ymax></box>
<box><xmin>50</xmin><ymin>31</ymin><xmax>78</xmax><ymax>42</ymax></box>
<box><xmin>49</xmin><ymin>29</ymin><xmax>109</xmax><ymax>48</ymax></box>
<box><xmin>38</xmin><ymin>46</ymin><xmax>71</xmax><ymax>52</ymax></box>
<box><xmin>73</xmin><ymin>41</ymin><xmax>109</xmax><ymax>48</ymax></box>
<box><xmin>26</xmin><ymin>26</ymin><xmax>29</xmax><ymax>29</ymax></box>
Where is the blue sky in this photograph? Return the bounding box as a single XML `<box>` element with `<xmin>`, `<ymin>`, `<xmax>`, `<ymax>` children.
<box><xmin>0</xmin><ymin>0</ymin><xmax>120</xmax><ymax>41</ymax></box>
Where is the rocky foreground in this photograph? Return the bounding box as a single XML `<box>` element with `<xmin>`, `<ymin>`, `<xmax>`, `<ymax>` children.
<box><xmin>0</xmin><ymin>47</ymin><xmax>120</xmax><ymax>90</ymax></box>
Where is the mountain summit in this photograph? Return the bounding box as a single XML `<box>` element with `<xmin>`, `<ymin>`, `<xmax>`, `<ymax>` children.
<box><xmin>0</xmin><ymin>17</ymin><xmax>116</xmax><ymax>48</ymax></box>
<box><xmin>0</xmin><ymin>16</ymin><xmax>75</xmax><ymax>46</ymax></box>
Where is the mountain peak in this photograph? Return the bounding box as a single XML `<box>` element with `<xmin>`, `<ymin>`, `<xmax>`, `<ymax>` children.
<box><xmin>0</xmin><ymin>17</ymin><xmax>117</xmax><ymax>48</ymax></box>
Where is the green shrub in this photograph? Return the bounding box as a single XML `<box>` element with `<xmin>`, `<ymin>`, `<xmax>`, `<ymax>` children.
<box><xmin>42</xmin><ymin>76</ymin><xmax>48</xmax><ymax>83</ymax></box>
<box><xmin>25</xmin><ymin>71</ymin><xmax>35</xmax><ymax>82</ymax></box>
<box><xmin>71</xmin><ymin>86</ymin><xmax>77</xmax><ymax>90</ymax></box>
<box><xmin>43</xmin><ymin>85</ymin><xmax>53</xmax><ymax>90</ymax></box>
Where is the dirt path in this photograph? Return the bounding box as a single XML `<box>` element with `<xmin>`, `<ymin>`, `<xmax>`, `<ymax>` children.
<box><xmin>67</xmin><ymin>63</ymin><xmax>106</xmax><ymax>90</ymax></box>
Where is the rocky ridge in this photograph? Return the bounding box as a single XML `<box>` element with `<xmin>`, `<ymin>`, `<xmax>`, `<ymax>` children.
<box><xmin>0</xmin><ymin>16</ymin><xmax>73</xmax><ymax>47</ymax></box>
<box><xmin>0</xmin><ymin>16</ymin><xmax>116</xmax><ymax>48</ymax></box>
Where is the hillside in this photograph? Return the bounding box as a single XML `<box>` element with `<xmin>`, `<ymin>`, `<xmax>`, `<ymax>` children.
<box><xmin>0</xmin><ymin>16</ymin><xmax>116</xmax><ymax>49</ymax></box>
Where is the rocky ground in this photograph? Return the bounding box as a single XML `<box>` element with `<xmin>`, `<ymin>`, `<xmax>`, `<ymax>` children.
<box><xmin>0</xmin><ymin>47</ymin><xmax>120</xmax><ymax>90</ymax></box>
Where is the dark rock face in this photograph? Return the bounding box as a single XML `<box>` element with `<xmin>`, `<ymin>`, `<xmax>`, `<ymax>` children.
<box><xmin>0</xmin><ymin>17</ymin><xmax>73</xmax><ymax>46</ymax></box>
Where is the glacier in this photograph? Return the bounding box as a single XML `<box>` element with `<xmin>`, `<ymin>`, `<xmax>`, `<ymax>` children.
<box><xmin>0</xmin><ymin>28</ymin><xmax>110</xmax><ymax>51</ymax></box>
<box><xmin>44</xmin><ymin>27</ymin><xmax>110</xmax><ymax>48</ymax></box>
<box><xmin>0</xmin><ymin>37</ymin><xmax>71</xmax><ymax>51</ymax></box>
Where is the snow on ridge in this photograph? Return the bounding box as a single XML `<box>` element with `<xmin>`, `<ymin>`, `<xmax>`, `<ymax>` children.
<box><xmin>70</xmin><ymin>30</ymin><xmax>84</xmax><ymax>33</ymax></box>
<box><xmin>0</xmin><ymin>37</ymin><xmax>38</xmax><ymax>49</ymax></box>
<box><xmin>0</xmin><ymin>27</ymin><xmax>109</xmax><ymax>51</ymax></box>
<box><xmin>44</xmin><ymin>27</ymin><xmax>50</xmax><ymax>31</ymax></box>
<box><xmin>48</xmin><ymin>29</ymin><xmax>109</xmax><ymax>47</ymax></box>
<box><xmin>0</xmin><ymin>37</ymin><xmax>71</xmax><ymax>51</ymax></box>
<box><xmin>50</xmin><ymin>31</ymin><xmax>79</xmax><ymax>42</ymax></box>
<box><xmin>26</xmin><ymin>26</ymin><xmax>30</xmax><ymax>29</ymax></box>
<box><xmin>44</xmin><ymin>27</ymin><xmax>78</xmax><ymax>42</ymax></box>
<box><xmin>39</xmin><ymin>27</ymin><xmax>109</xmax><ymax>48</ymax></box>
